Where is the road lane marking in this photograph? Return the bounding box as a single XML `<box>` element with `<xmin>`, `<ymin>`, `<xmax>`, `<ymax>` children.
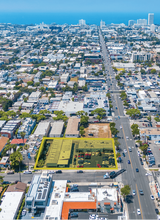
<box><xmin>122</xmin><ymin>126</ymin><xmax>133</xmax><ymax>170</ymax></box>
<box><xmin>136</xmin><ymin>183</ymin><xmax>144</xmax><ymax>219</ymax></box>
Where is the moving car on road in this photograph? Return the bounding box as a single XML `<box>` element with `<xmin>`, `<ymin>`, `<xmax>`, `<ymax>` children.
<box><xmin>136</xmin><ymin>168</ymin><xmax>139</xmax><ymax>172</ymax></box>
<box><xmin>132</xmin><ymin>190</ymin><xmax>136</xmax><ymax>196</ymax></box>
<box><xmin>139</xmin><ymin>189</ymin><xmax>144</xmax><ymax>195</ymax></box>
<box><xmin>137</xmin><ymin>209</ymin><xmax>141</xmax><ymax>215</ymax></box>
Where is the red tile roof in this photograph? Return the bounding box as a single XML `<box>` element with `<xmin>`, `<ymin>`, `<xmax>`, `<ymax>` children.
<box><xmin>10</xmin><ymin>139</ymin><xmax>27</xmax><ymax>145</ymax></box>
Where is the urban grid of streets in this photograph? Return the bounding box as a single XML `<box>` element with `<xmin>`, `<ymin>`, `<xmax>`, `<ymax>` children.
<box><xmin>0</xmin><ymin>29</ymin><xmax>157</xmax><ymax>220</ymax></box>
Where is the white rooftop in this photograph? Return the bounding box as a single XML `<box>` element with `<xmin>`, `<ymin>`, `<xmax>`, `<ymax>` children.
<box><xmin>0</xmin><ymin>191</ymin><xmax>24</xmax><ymax>220</ymax></box>
<box><xmin>44</xmin><ymin>180</ymin><xmax>67</xmax><ymax>220</ymax></box>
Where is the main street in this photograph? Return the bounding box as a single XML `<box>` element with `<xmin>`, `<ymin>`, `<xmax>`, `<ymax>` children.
<box><xmin>99</xmin><ymin>31</ymin><xmax>157</xmax><ymax>219</ymax></box>
<box><xmin>3</xmin><ymin>171</ymin><xmax>113</xmax><ymax>184</ymax></box>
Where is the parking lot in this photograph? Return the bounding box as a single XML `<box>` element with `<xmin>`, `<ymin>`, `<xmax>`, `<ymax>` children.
<box><xmin>148</xmin><ymin>141</ymin><xmax>160</xmax><ymax>168</ymax></box>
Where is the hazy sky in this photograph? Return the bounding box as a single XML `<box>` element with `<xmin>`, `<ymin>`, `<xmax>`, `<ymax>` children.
<box><xmin>0</xmin><ymin>0</ymin><xmax>160</xmax><ymax>13</ymax></box>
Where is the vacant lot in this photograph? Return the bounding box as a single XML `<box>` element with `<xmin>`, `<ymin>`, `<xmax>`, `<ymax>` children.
<box><xmin>84</xmin><ymin>123</ymin><xmax>111</xmax><ymax>138</ymax></box>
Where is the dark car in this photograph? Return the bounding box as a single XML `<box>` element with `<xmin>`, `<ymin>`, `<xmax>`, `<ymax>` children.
<box><xmin>141</xmin><ymin>161</ymin><xmax>144</xmax><ymax>165</ymax></box>
<box><xmin>70</xmin><ymin>188</ymin><xmax>79</xmax><ymax>192</ymax></box>
<box><xmin>139</xmin><ymin>189</ymin><xmax>144</xmax><ymax>195</ymax></box>
<box><xmin>122</xmin><ymin>152</ymin><xmax>125</xmax><ymax>157</ymax></box>
<box><xmin>67</xmin><ymin>180</ymin><xmax>71</xmax><ymax>183</ymax></box>
<box><xmin>77</xmin><ymin>170</ymin><xmax>83</xmax><ymax>173</ymax></box>
<box><xmin>56</xmin><ymin>170</ymin><xmax>62</xmax><ymax>174</ymax></box>
<box><xmin>155</xmin><ymin>208</ymin><xmax>159</xmax><ymax>214</ymax></box>
<box><xmin>70</xmin><ymin>212</ymin><xmax>78</xmax><ymax>218</ymax></box>
<box><xmin>136</xmin><ymin>168</ymin><xmax>139</xmax><ymax>172</ymax></box>
<box><xmin>2</xmin><ymin>181</ymin><xmax>11</xmax><ymax>185</ymax></box>
<box><xmin>7</xmin><ymin>171</ymin><xmax>14</xmax><ymax>174</ymax></box>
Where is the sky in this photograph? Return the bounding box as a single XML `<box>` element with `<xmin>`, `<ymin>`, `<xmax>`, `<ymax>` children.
<box><xmin>0</xmin><ymin>0</ymin><xmax>160</xmax><ymax>13</ymax></box>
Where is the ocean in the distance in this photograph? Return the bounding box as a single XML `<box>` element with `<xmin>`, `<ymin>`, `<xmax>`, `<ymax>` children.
<box><xmin>0</xmin><ymin>12</ymin><xmax>160</xmax><ymax>25</ymax></box>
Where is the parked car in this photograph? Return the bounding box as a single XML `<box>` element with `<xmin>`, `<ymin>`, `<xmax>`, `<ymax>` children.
<box><xmin>77</xmin><ymin>170</ymin><xmax>83</xmax><ymax>173</ymax></box>
<box><xmin>23</xmin><ymin>170</ymin><xmax>32</xmax><ymax>174</ymax></box>
<box><xmin>22</xmin><ymin>210</ymin><xmax>26</xmax><ymax>216</ymax></box>
<box><xmin>155</xmin><ymin>208</ymin><xmax>159</xmax><ymax>214</ymax></box>
<box><xmin>7</xmin><ymin>171</ymin><xmax>14</xmax><ymax>174</ymax></box>
<box><xmin>2</xmin><ymin>181</ymin><xmax>11</xmax><ymax>184</ymax></box>
<box><xmin>122</xmin><ymin>152</ymin><xmax>125</xmax><ymax>157</ymax></box>
<box><xmin>70</xmin><ymin>212</ymin><xmax>78</xmax><ymax>218</ymax></box>
<box><xmin>150</xmin><ymin>195</ymin><xmax>154</xmax><ymax>200</ymax></box>
<box><xmin>56</xmin><ymin>170</ymin><xmax>62</xmax><ymax>174</ymax></box>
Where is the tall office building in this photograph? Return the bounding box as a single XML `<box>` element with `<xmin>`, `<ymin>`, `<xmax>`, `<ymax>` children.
<box><xmin>100</xmin><ymin>20</ymin><xmax>106</xmax><ymax>29</ymax></box>
<box><xmin>128</xmin><ymin>20</ymin><xmax>136</xmax><ymax>26</ymax></box>
<box><xmin>148</xmin><ymin>13</ymin><xmax>154</xmax><ymax>25</ymax></box>
<box><xmin>137</xmin><ymin>19</ymin><xmax>147</xmax><ymax>25</ymax></box>
<box><xmin>79</xmin><ymin>19</ymin><xmax>86</xmax><ymax>26</ymax></box>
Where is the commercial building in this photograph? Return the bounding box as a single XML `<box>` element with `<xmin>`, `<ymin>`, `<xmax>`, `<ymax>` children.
<box><xmin>25</xmin><ymin>173</ymin><xmax>121</xmax><ymax>219</ymax></box>
<box><xmin>79</xmin><ymin>19</ymin><xmax>86</xmax><ymax>26</ymax></box>
<box><xmin>0</xmin><ymin>191</ymin><xmax>24</xmax><ymax>220</ymax></box>
<box><xmin>131</xmin><ymin>52</ymin><xmax>152</xmax><ymax>62</ymax></box>
<box><xmin>49</xmin><ymin>121</ymin><xmax>64</xmax><ymax>137</ymax></box>
<box><xmin>28</xmin><ymin>91</ymin><xmax>41</xmax><ymax>103</ymax></box>
<box><xmin>34</xmin><ymin>121</ymin><xmax>51</xmax><ymax>138</ymax></box>
<box><xmin>65</xmin><ymin>117</ymin><xmax>80</xmax><ymax>138</ymax></box>
<box><xmin>137</xmin><ymin>19</ymin><xmax>147</xmax><ymax>25</ymax></box>
<box><xmin>128</xmin><ymin>20</ymin><xmax>136</xmax><ymax>26</ymax></box>
<box><xmin>140</xmin><ymin>128</ymin><xmax>160</xmax><ymax>141</ymax></box>
<box><xmin>148</xmin><ymin>13</ymin><xmax>154</xmax><ymax>25</ymax></box>
<box><xmin>25</xmin><ymin>172</ymin><xmax>52</xmax><ymax>215</ymax></box>
<box><xmin>17</xmin><ymin>118</ymin><xmax>36</xmax><ymax>139</ymax></box>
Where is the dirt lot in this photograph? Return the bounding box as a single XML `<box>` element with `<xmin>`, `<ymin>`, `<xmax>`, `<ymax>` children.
<box><xmin>84</xmin><ymin>123</ymin><xmax>111</xmax><ymax>138</ymax></box>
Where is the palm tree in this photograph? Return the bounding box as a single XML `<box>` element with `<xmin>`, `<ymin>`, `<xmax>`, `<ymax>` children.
<box><xmin>20</xmin><ymin>132</ymin><xmax>26</xmax><ymax>143</ymax></box>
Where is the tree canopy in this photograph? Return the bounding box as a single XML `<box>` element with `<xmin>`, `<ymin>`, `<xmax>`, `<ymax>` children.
<box><xmin>121</xmin><ymin>185</ymin><xmax>131</xmax><ymax>199</ymax></box>
<box><xmin>126</xmin><ymin>108</ymin><xmax>141</xmax><ymax>119</ymax></box>
<box><xmin>10</xmin><ymin>151</ymin><xmax>23</xmax><ymax>168</ymax></box>
<box><xmin>91</xmin><ymin>108</ymin><xmax>106</xmax><ymax>121</ymax></box>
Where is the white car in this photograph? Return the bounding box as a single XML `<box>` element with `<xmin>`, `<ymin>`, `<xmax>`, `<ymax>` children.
<box><xmin>89</xmin><ymin>214</ymin><xmax>99</xmax><ymax>220</ymax></box>
<box><xmin>150</xmin><ymin>195</ymin><xmax>154</xmax><ymax>200</ymax></box>
<box><xmin>47</xmin><ymin>171</ymin><xmax>55</xmax><ymax>174</ymax></box>
<box><xmin>137</xmin><ymin>209</ymin><xmax>141</xmax><ymax>215</ymax></box>
<box><xmin>124</xmin><ymin>149</ymin><xmax>127</xmax><ymax>153</ymax></box>
<box><xmin>22</xmin><ymin>210</ymin><xmax>26</xmax><ymax>216</ymax></box>
<box><xmin>126</xmin><ymin>136</ymin><xmax>129</xmax><ymax>139</ymax></box>
<box><xmin>145</xmin><ymin>172</ymin><xmax>152</xmax><ymax>176</ymax></box>
<box><xmin>23</xmin><ymin>170</ymin><xmax>32</xmax><ymax>174</ymax></box>
<box><xmin>120</xmin><ymin>126</ymin><xmax>122</xmax><ymax>129</ymax></box>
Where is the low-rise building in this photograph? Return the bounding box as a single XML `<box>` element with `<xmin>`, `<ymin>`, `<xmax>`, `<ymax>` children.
<box><xmin>65</xmin><ymin>117</ymin><xmax>80</xmax><ymax>138</ymax></box>
<box><xmin>28</xmin><ymin>91</ymin><xmax>41</xmax><ymax>103</ymax></box>
<box><xmin>25</xmin><ymin>172</ymin><xmax>52</xmax><ymax>215</ymax></box>
<box><xmin>34</xmin><ymin>121</ymin><xmax>51</xmax><ymax>138</ymax></box>
<box><xmin>0</xmin><ymin>136</ymin><xmax>9</xmax><ymax>156</ymax></box>
<box><xmin>0</xmin><ymin>191</ymin><xmax>24</xmax><ymax>220</ymax></box>
<box><xmin>1</xmin><ymin>120</ymin><xmax>21</xmax><ymax>139</ymax></box>
<box><xmin>17</xmin><ymin>118</ymin><xmax>36</xmax><ymax>139</ymax></box>
<box><xmin>49</xmin><ymin>121</ymin><xmax>64</xmax><ymax>137</ymax></box>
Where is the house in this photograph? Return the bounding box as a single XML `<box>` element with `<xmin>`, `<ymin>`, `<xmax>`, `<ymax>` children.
<box><xmin>6</xmin><ymin>181</ymin><xmax>27</xmax><ymax>193</ymax></box>
<box><xmin>0</xmin><ymin>156</ymin><xmax>10</xmax><ymax>168</ymax></box>
<box><xmin>34</xmin><ymin>71</ymin><xmax>42</xmax><ymax>83</ymax></box>
<box><xmin>60</xmin><ymin>73</ymin><xmax>69</xmax><ymax>83</ymax></box>
<box><xmin>65</xmin><ymin>117</ymin><xmax>80</xmax><ymax>138</ymax></box>
<box><xmin>0</xmin><ymin>137</ymin><xmax>9</xmax><ymax>156</ymax></box>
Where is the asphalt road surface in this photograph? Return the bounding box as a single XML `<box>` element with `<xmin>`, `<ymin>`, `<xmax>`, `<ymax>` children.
<box><xmin>99</xmin><ymin>30</ymin><xmax>157</xmax><ymax>219</ymax></box>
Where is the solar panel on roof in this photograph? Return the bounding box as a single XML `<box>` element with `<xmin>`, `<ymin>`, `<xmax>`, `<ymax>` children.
<box><xmin>42</xmin><ymin>189</ymin><xmax>47</xmax><ymax>199</ymax></box>
<box><xmin>38</xmin><ymin>192</ymin><xmax>42</xmax><ymax>199</ymax></box>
